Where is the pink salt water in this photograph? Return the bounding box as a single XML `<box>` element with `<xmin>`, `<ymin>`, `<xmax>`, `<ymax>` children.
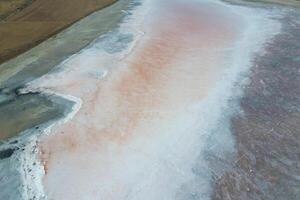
<box><xmin>31</xmin><ymin>0</ymin><xmax>275</xmax><ymax>199</ymax></box>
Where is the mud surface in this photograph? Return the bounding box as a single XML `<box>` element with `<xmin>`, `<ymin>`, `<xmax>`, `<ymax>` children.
<box><xmin>212</xmin><ymin>9</ymin><xmax>300</xmax><ymax>200</ymax></box>
<box><xmin>0</xmin><ymin>92</ymin><xmax>69</xmax><ymax>140</ymax></box>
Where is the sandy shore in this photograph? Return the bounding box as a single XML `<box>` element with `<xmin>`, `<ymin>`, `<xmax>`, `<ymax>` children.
<box><xmin>28</xmin><ymin>0</ymin><xmax>279</xmax><ymax>199</ymax></box>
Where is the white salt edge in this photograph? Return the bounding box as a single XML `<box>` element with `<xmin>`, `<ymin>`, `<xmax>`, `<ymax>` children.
<box><xmin>12</xmin><ymin>0</ymin><xmax>283</xmax><ymax>199</ymax></box>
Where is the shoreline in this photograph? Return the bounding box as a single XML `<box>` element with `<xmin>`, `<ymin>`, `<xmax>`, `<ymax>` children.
<box><xmin>0</xmin><ymin>1</ymin><xmax>134</xmax><ymax>199</ymax></box>
<box><xmin>19</xmin><ymin>89</ymin><xmax>82</xmax><ymax>199</ymax></box>
<box><xmin>0</xmin><ymin>0</ymin><xmax>133</xmax><ymax>141</ymax></box>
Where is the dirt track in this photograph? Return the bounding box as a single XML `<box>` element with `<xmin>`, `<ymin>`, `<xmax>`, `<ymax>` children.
<box><xmin>0</xmin><ymin>0</ymin><xmax>116</xmax><ymax>64</ymax></box>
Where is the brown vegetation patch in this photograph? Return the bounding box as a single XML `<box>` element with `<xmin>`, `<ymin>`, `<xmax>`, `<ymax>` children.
<box><xmin>0</xmin><ymin>0</ymin><xmax>35</xmax><ymax>20</ymax></box>
<box><xmin>0</xmin><ymin>0</ymin><xmax>116</xmax><ymax>64</ymax></box>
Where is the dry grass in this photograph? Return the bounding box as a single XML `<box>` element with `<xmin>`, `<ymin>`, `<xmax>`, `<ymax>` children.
<box><xmin>0</xmin><ymin>0</ymin><xmax>35</xmax><ymax>20</ymax></box>
<box><xmin>0</xmin><ymin>0</ymin><xmax>116</xmax><ymax>64</ymax></box>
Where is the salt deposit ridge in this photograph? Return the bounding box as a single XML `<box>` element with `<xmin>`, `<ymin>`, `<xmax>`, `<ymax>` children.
<box><xmin>25</xmin><ymin>0</ymin><xmax>280</xmax><ymax>199</ymax></box>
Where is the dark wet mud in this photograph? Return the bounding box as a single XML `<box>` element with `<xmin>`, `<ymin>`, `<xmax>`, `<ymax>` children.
<box><xmin>212</xmin><ymin>9</ymin><xmax>300</xmax><ymax>200</ymax></box>
<box><xmin>0</xmin><ymin>92</ymin><xmax>70</xmax><ymax>141</ymax></box>
<box><xmin>0</xmin><ymin>148</ymin><xmax>16</xmax><ymax>159</ymax></box>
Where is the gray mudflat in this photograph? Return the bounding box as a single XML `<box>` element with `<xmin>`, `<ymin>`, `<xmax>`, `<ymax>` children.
<box><xmin>212</xmin><ymin>8</ymin><xmax>300</xmax><ymax>200</ymax></box>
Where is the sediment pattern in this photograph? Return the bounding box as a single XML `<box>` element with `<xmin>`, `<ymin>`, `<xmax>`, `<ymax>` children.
<box><xmin>212</xmin><ymin>9</ymin><xmax>300</xmax><ymax>200</ymax></box>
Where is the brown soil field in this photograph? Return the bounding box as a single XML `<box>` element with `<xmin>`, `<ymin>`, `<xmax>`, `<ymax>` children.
<box><xmin>0</xmin><ymin>0</ymin><xmax>35</xmax><ymax>20</ymax></box>
<box><xmin>0</xmin><ymin>0</ymin><xmax>117</xmax><ymax>64</ymax></box>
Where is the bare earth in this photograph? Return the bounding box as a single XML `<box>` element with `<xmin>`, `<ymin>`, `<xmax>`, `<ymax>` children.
<box><xmin>0</xmin><ymin>0</ymin><xmax>116</xmax><ymax>64</ymax></box>
<box><xmin>0</xmin><ymin>0</ymin><xmax>35</xmax><ymax>20</ymax></box>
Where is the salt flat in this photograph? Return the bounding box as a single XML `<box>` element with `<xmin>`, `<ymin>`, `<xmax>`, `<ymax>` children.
<box><xmin>27</xmin><ymin>0</ymin><xmax>280</xmax><ymax>199</ymax></box>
